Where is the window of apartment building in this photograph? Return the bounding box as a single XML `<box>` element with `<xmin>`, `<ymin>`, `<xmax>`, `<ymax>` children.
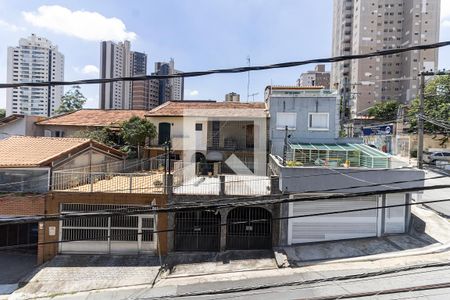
<box><xmin>276</xmin><ymin>112</ymin><xmax>296</xmax><ymax>130</ymax></box>
<box><xmin>308</xmin><ymin>113</ymin><xmax>329</xmax><ymax>131</ymax></box>
<box><xmin>195</xmin><ymin>123</ymin><xmax>203</xmax><ymax>131</ymax></box>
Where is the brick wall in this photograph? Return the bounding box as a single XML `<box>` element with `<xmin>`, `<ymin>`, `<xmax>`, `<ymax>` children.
<box><xmin>0</xmin><ymin>194</ymin><xmax>46</xmax><ymax>216</ymax></box>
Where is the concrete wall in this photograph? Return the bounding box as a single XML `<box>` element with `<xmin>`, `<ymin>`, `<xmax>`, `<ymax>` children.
<box><xmin>275</xmin><ymin>163</ymin><xmax>424</xmax><ymax>194</ymax></box>
<box><xmin>268</xmin><ymin>95</ymin><xmax>340</xmax><ymax>156</ymax></box>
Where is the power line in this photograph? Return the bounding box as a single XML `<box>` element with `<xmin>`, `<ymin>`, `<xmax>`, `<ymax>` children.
<box><xmin>0</xmin><ymin>41</ymin><xmax>449</xmax><ymax>89</ymax></box>
<box><xmin>2</xmin><ymin>172</ymin><xmax>446</xmax><ymax>216</ymax></box>
<box><xmin>141</xmin><ymin>262</ymin><xmax>450</xmax><ymax>299</ymax></box>
<box><xmin>1</xmin><ymin>196</ymin><xmax>450</xmax><ymax>251</ymax></box>
<box><xmin>1</xmin><ymin>183</ymin><xmax>449</xmax><ymax>226</ymax></box>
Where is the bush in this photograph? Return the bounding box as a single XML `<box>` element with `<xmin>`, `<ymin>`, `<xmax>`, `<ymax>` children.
<box><xmin>286</xmin><ymin>160</ymin><xmax>303</xmax><ymax>167</ymax></box>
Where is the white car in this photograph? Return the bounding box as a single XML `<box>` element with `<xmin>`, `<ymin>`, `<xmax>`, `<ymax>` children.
<box><xmin>423</xmin><ymin>151</ymin><xmax>450</xmax><ymax>164</ymax></box>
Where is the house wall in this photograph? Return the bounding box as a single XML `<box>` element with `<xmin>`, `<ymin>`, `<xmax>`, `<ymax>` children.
<box><xmin>41</xmin><ymin>192</ymin><xmax>168</xmax><ymax>263</ymax></box>
<box><xmin>268</xmin><ymin>95</ymin><xmax>341</xmax><ymax>156</ymax></box>
<box><xmin>37</xmin><ymin>125</ymin><xmax>95</xmax><ymax>137</ymax></box>
<box><xmin>0</xmin><ymin>116</ymin><xmax>44</xmax><ymax>139</ymax></box>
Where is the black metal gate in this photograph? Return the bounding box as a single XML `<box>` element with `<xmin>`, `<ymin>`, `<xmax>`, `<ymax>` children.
<box><xmin>174</xmin><ymin>210</ymin><xmax>221</xmax><ymax>251</ymax></box>
<box><xmin>226</xmin><ymin>207</ymin><xmax>272</xmax><ymax>250</ymax></box>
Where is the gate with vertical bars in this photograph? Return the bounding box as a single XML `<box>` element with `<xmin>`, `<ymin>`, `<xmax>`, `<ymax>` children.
<box><xmin>226</xmin><ymin>207</ymin><xmax>272</xmax><ymax>250</ymax></box>
<box><xmin>60</xmin><ymin>203</ymin><xmax>156</xmax><ymax>254</ymax></box>
<box><xmin>174</xmin><ymin>210</ymin><xmax>221</xmax><ymax>251</ymax></box>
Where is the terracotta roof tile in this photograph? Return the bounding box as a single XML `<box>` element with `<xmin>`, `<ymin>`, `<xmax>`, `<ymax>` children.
<box><xmin>145</xmin><ymin>101</ymin><xmax>267</xmax><ymax>118</ymax></box>
<box><xmin>36</xmin><ymin>109</ymin><xmax>148</xmax><ymax>127</ymax></box>
<box><xmin>0</xmin><ymin>136</ymin><xmax>124</xmax><ymax>168</ymax></box>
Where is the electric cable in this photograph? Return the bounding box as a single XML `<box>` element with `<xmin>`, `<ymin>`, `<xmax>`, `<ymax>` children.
<box><xmin>0</xmin><ymin>41</ymin><xmax>449</xmax><ymax>89</ymax></box>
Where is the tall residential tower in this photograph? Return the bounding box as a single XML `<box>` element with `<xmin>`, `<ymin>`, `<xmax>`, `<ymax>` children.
<box><xmin>6</xmin><ymin>34</ymin><xmax>64</xmax><ymax>117</ymax></box>
<box><xmin>99</xmin><ymin>41</ymin><xmax>147</xmax><ymax>109</ymax></box>
<box><xmin>331</xmin><ymin>0</ymin><xmax>440</xmax><ymax>117</ymax></box>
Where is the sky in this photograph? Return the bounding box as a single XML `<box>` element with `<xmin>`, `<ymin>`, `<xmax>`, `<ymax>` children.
<box><xmin>0</xmin><ymin>0</ymin><xmax>450</xmax><ymax>109</ymax></box>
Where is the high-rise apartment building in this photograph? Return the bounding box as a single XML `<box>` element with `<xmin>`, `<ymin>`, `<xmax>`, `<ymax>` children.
<box><xmin>6</xmin><ymin>34</ymin><xmax>64</xmax><ymax>117</ymax></box>
<box><xmin>131</xmin><ymin>79</ymin><xmax>160</xmax><ymax>110</ymax></box>
<box><xmin>154</xmin><ymin>59</ymin><xmax>184</xmax><ymax>104</ymax></box>
<box><xmin>99</xmin><ymin>41</ymin><xmax>147</xmax><ymax>109</ymax></box>
<box><xmin>331</xmin><ymin>0</ymin><xmax>440</xmax><ymax>117</ymax></box>
<box><xmin>297</xmin><ymin>64</ymin><xmax>331</xmax><ymax>88</ymax></box>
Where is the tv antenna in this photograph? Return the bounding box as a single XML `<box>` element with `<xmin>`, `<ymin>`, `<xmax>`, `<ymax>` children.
<box><xmin>247</xmin><ymin>56</ymin><xmax>250</xmax><ymax>101</ymax></box>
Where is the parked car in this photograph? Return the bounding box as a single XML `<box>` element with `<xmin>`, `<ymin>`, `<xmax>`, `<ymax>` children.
<box><xmin>423</xmin><ymin>151</ymin><xmax>450</xmax><ymax>164</ymax></box>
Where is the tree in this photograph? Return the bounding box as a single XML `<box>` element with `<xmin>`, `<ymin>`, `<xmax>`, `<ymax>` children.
<box><xmin>367</xmin><ymin>100</ymin><xmax>401</xmax><ymax>121</ymax></box>
<box><xmin>0</xmin><ymin>108</ymin><xmax>5</xmax><ymax>119</ymax></box>
<box><xmin>55</xmin><ymin>85</ymin><xmax>87</xmax><ymax>114</ymax></box>
<box><xmin>408</xmin><ymin>75</ymin><xmax>450</xmax><ymax>138</ymax></box>
<box><xmin>72</xmin><ymin>128</ymin><xmax>115</xmax><ymax>146</ymax></box>
<box><xmin>120</xmin><ymin>116</ymin><xmax>157</xmax><ymax>158</ymax></box>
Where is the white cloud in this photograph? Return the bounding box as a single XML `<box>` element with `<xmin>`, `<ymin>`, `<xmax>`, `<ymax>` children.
<box><xmin>189</xmin><ymin>90</ymin><xmax>199</xmax><ymax>96</ymax></box>
<box><xmin>22</xmin><ymin>5</ymin><xmax>136</xmax><ymax>42</ymax></box>
<box><xmin>443</xmin><ymin>20</ymin><xmax>450</xmax><ymax>28</ymax></box>
<box><xmin>0</xmin><ymin>19</ymin><xmax>25</xmax><ymax>32</ymax></box>
<box><xmin>81</xmin><ymin>65</ymin><xmax>99</xmax><ymax>75</ymax></box>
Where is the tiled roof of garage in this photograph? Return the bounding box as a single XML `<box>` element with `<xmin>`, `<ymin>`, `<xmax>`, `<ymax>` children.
<box><xmin>145</xmin><ymin>101</ymin><xmax>267</xmax><ymax>118</ymax></box>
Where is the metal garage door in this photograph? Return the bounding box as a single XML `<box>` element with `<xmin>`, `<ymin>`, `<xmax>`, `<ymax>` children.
<box><xmin>174</xmin><ymin>210</ymin><xmax>221</xmax><ymax>251</ymax></box>
<box><xmin>226</xmin><ymin>207</ymin><xmax>272</xmax><ymax>250</ymax></box>
<box><xmin>288</xmin><ymin>196</ymin><xmax>379</xmax><ymax>244</ymax></box>
<box><xmin>60</xmin><ymin>203</ymin><xmax>156</xmax><ymax>254</ymax></box>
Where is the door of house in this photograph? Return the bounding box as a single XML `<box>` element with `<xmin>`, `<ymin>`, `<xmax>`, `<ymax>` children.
<box><xmin>158</xmin><ymin>122</ymin><xmax>171</xmax><ymax>145</ymax></box>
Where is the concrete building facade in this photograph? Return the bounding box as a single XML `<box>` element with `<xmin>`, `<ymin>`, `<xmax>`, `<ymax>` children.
<box><xmin>297</xmin><ymin>64</ymin><xmax>331</xmax><ymax>89</ymax></box>
<box><xmin>331</xmin><ymin>0</ymin><xmax>441</xmax><ymax>117</ymax></box>
<box><xmin>154</xmin><ymin>59</ymin><xmax>184</xmax><ymax>104</ymax></box>
<box><xmin>6</xmin><ymin>34</ymin><xmax>64</xmax><ymax>117</ymax></box>
<box><xmin>131</xmin><ymin>80</ymin><xmax>160</xmax><ymax>110</ymax></box>
<box><xmin>99</xmin><ymin>41</ymin><xmax>147</xmax><ymax>109</ymax></box>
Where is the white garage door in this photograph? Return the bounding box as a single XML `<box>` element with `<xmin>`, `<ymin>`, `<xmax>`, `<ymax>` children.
<box><xmin>288</xmin><ymin>196</ymin><xmax>379</xmax><ymax>244</ymax></box>
<box><xmin>59</xmin><ymin>203</ymin><xmax>156</xmax><ymax>254</ymax></box>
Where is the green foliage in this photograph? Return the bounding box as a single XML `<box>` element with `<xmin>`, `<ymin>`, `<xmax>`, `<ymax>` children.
<box><xmin>55</xmin><ymin>85</ymin><xmax>87</xmax><ymax>114</ymax></box>
<box><xmin>72</xmin><ymin>128</ymin><xmax>115</xmax><ymax>146</ymax></box>
<box><xmin>120</xmin><ymin>116</ymin><xmax>157</xmax><ymax>158</ymax></box>
<box><xmin>367</xmin><ymin>100</ymin><xmax>400</xmax><ymax>121</ymax></box>
<box><xmin>0</xmin><ymin>108</ymin><xmax>5</xmax><ymax>119</ymax></box>
<box><xmin>408</xmin><ymin>75</ymin><xmax>450</xmax><ymax>135</ymax></box>
<box><xmin>286</xmin><ymin>160</ymin><xmax>303</xmax><ymax>167</ymax></box>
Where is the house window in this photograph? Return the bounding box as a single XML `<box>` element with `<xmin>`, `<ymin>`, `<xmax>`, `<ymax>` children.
<box><xmin>195</xmin><ymin>123</ymin><xmax>203</xmax><ymax>131</ymax></box>
<box><xmin>53</xmin><ymin>130</ymin><xmax>65</xmax><ymax>137</ymax></box>
<box><xmin>276</xmin><ymin>112</ymin><xmax>296</xmax><ymax>130</ymax></box>
<box><xmin>308</xmin><ymin>113</ymin><xmax>329</xmax><ymax>131</ymax></box>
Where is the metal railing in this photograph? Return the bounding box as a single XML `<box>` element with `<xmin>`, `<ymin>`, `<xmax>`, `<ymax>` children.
<box><xmin>52</xmin><ymin>171</ymin><xmax>165</xmax><ymax>194</ymax></box>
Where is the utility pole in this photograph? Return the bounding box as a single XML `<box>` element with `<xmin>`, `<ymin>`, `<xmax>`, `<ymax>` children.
<box><xmin>417</xmin><ymin>72</ymin><xmax>425</xmax><ymax>169</ymax></box>
<box><xmin>283</xmin><ymin>125</ymin><xmax>288</xmax><ymax>166</ymax></box>
<box><xmin>416</xmin><ymin>69</ymin><xmax>449</xmax><ymax>169</ymax></box>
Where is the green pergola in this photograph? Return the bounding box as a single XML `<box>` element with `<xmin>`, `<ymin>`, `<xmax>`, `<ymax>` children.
<box><xmin>289</xmin><ymin>143</ymin><xmax>390</xmax><ymax>168</ymax></box>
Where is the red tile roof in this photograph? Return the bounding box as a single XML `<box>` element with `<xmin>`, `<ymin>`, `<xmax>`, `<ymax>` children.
<box><xmin>145</xmin><ymin>101</ymin><xmax>267</xmax><ymax>118</ymax></box>
<box><xmin>36</xmin><ymin>109</ymin><xmax>148</xmax><ymax>127</ymax></box>
<box><xmin>0</xmin><ymin>136</ymin><xmax>125</xmax><ymax>168</ymax></box>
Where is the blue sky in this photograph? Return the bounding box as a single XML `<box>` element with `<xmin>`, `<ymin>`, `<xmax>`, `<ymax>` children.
<box><xmin>0</xmin><ymin>0</ymin><xmax>450</xmax><ymax>109</ymax></box>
